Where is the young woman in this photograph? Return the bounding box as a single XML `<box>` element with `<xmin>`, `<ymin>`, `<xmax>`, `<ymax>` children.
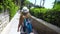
<box><xmin>17</xmin><ymin>6</ymin><xmax>33</xmax><ymax>34</ymax></box>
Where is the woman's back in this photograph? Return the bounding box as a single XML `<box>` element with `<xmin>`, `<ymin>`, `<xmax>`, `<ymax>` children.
<box><xmin>17</xmin><ymin>6</ymin><xmax>33</xmax><ymax>34</ymax></box>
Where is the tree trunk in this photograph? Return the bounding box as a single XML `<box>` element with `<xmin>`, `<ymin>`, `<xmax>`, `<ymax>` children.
<box><xmin>40</xmin><ymin>0</ymin><xmax>42</xmax><ymax>7</ymax></box>
<box><xmin>42</xmin><ymin>0</ymin><xmax>45</xmax><ymax>7</ymax></box>
<box><xmin>35</xmin><ymin>0</ymin><xmax>36</xmax><ymax>5</ymax></box>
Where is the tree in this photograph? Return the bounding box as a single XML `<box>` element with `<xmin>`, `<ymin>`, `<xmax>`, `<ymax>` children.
<box><xmin>0</xmin><ymin>0</ymin><xmax>3</xmax><ymax>3</ymax></box>
<box><xmin>24</xmin><ymin>0</ymin><xmax>31</xmax><ymax>6</ymax></box>
<box><xmin>20</xmin><ymin>0</ymin><xmax>32</xmax><ymax>9</ymax></box>
<box><xmin>40</xmin><ymin>0</ymin><xmax>42</xmax><ymax>7</ymax></box>
<box><xmin>12</xmin><ymin>0</ymin><xmax>20</xmax><ymax>6</ymax></box>
<box><xmin>35</xmin><ymin>0</ymin><xmax>36</xmax><ymax>5</ymax></box>
<box><xmin>53</xmin><ymin>0</ymin><xmax>60</xmax><ymax>10</ymax></box>
<box><xmin>53</xmin><ymin>0</ymin><xmax>56</xmax><ymax>8</ymax></box>
<box><xmin>42</xmin><ymin>0</ymin><xmax>45</xmax><ymax>7</ymax></box>
<box><xmin>40</xmin><ymin>0</ymin><xmax>45</xmax><ymax>7</ymax></box>
<box><xmin>20</xmin><ymin>0</ymin><xmax>25</xmax><ymax>10</ymax></box>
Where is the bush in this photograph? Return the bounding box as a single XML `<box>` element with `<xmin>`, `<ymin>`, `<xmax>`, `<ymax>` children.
<box><xmin>30</xmin><ymin>8</ymin><xmax>60</xmax><ymax>27</ymax></box>
<box><xmin>0</xmin><ymin>0</ymin><xmax>19</xmax><ymax>19</ymax></box>
<box><xmin>8</xmin><ymin>2</ymin><xmax>19</xmax><ymax>19</ymax></box>
<box><xmin>4</xmin><ymin>0</ymin><xmax>19</xmax><ymax>19</ymax></box>
<box><xmin>30</xmin><ymin>8</ymin><xmax>47</xmax><ymax>19</ymax></box>
<box><xmin>0</xmin><ymin>3</ymin><xmax>4</xmax><ymax>13</ymax></box>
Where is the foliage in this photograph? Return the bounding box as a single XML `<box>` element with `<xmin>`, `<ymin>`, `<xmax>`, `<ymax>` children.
<box><xmin>7</xmin><ymin>0</ymin><xmax>19</xmax><ymax>19</ymax></box>
<box><xmin>24</xmin><ymin>0</ymin><xmax>31</xmax><ymax>6</ymax></box>
<box><xmin>0</xmin><ymin>4</ymin><xmax>3</xmax><ymax>10</ymax></box>
<box><xmin>20</xmin><ymin>0</ymin><xmax>33</xmax><ymax>9</ymax></box>
<box><xmin>30</xmin><ymin>8</ymin><xmax>60</xmax><ymax>27</ymax></box>
<box><xmin>53</xmin><ymin>1</ymin><xmax>60</xmax><ymax>11</ymax></box>
<box><xmin>0</xmin><ymin>3</ymin><xmax>4</xmax><ymax>13</ymax></box>
<box><xmin>0</xmin><ymin>0</ymin><xmax>19</xmax><ymax>19</ymax></box>
<box><xmin>0</xmin><ymin>0</ymin><xmax>3</xmax><ymax>3</ymax></box>
<box><xmin>30</xmin><ymin>8</ymin><xmax>47</xmax><ymax>18</ymax></box>
<box><xmin>30</xmin><ymin>1</ymin><xmax>60</xmax><ymax>27</ymax></box>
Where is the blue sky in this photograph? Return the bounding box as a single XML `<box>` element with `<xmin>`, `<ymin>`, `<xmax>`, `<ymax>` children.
<box><xmin>28</xmin><ymin>0</ymin><xmax>55</xmax><ymax>9</ymax></box>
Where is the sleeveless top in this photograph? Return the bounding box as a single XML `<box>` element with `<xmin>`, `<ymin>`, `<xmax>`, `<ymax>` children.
<box><xmin>23</xmin><ymin>18</ymin><xmax>32</xmax><ymax>33</ymax></box>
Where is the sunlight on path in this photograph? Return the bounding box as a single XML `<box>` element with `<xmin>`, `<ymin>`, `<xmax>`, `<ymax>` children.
<box><xmin>8</xmin><ymin>11</ymin><xmax>20</xmax><ymax>34</ymax></box>
<box><xmin>1</xmin><ymin>11</ymin><xmax>20</xmax><ymax>34</ymax></box>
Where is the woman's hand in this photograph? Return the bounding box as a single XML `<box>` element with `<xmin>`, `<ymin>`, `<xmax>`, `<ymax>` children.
<box><xmin>17</xmin><ymin>28</ymin><xmax>20</xmax><ymax>32</ymax></box>
<box><xmin>30</xmin><ymin>32</ymin><xmax>34</xmax><ymax>34</ymax></box>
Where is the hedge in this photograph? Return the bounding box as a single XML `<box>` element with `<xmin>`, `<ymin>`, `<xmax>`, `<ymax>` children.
<box><xmin>30</xmin><ymin>8</ymin><xmax>60</xmax><ymax>27</ymax></box>
<box><xmin>0</xmin><ymin>0</ymin><xmax>19</xmax><ymax>20</ymax></box>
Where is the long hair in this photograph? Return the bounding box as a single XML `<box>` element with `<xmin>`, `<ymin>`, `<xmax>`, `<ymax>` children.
<box><xmin>21</xmin><ymin>12</ymin><xmax>31</xmax><ymax>18</ymax></box>
<box><xmin>20</xmin><ymin>6</ymin><xmax>31</xmax><ymax>18</ymax></box>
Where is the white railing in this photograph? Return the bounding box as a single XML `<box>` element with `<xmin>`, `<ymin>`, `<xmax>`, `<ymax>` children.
<box><xmin>0</xmin><ymin>13</ymin><xmax>9</xmax><ymax>33</ymax></box>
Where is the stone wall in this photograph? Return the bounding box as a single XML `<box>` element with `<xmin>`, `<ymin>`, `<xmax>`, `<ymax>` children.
<box><xmin>31</xmin><ymin>16</ymin><xmax>60</xmax><ymax>34</ymax></box>
<box><xmin>0</xmin><ymin>12</ymin><xmax>9</xmax><ymax>33</ymax></box>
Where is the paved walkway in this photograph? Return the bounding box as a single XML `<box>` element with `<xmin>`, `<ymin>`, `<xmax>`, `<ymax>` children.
<box><xmin>1</xmin><ymin>11</ymin><xmax>21</xmax><ymax>34</ymax></box>
<box><xmin>1</xmin><ymin>11</ymin><xmax>37</xmax><ymax>34</ymax></box>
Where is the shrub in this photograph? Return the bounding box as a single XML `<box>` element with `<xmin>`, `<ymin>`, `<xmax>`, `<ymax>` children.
<box><xmin>0</xmin><ymin>3</ymin><xmax>4</xmax><ymax>13</ymax></box>
<box><xmin>30</xmin><ymin>8</ymin><xmax>60</xmax><ymax>27</ymax></box>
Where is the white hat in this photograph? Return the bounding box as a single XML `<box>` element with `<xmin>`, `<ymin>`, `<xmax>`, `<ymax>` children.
<box><xmin>21</xmin><ymin>6</ymin><xmax>29</xmax><ymax>13</ymax></box>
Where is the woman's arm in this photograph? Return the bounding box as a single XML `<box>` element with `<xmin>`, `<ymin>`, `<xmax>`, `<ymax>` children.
<box><xmin>17</xmin><ymin>14</ymin><xmax>24</xmax><ymax>32</ymax></box>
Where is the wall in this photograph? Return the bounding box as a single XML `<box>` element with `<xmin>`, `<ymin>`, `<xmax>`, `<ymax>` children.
<box><xmin>31</xmin><ymin>16</ymin><xmax>60</xmax><ymax>34</ymax></box>
<box><xmin>0</xmin><ymin>11</ymin><xmax>9</xmax><ymax>33</ymax></box>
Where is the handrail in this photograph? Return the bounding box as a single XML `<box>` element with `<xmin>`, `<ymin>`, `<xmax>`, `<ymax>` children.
<box><xmin>31</xmin><ymin>16</ymin><xmax>60</xmax><ymax>34</ymax></box>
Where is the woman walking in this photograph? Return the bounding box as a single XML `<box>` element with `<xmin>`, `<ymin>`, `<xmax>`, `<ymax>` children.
<box><xmin>17</xmin><ymin>6</ymin><xmax>34</xmax><ymax>34</ymax></box>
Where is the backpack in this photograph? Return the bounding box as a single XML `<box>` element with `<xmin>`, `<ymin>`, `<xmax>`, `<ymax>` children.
<box><xmin>23</xmin><ymin>18</ymin><xmax>33</xmax><ymax>33</ymax></box>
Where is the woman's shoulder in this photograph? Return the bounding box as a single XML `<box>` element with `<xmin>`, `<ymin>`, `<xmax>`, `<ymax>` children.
<box><xmin>27</xmin><ymin>13</ymin><xmax>31</xmax><ymax>18</ymax></box>
<box><xmin>20</xmin><ymin>13</ymin><xmax>31</xmax><ymax>18</ymax></box>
